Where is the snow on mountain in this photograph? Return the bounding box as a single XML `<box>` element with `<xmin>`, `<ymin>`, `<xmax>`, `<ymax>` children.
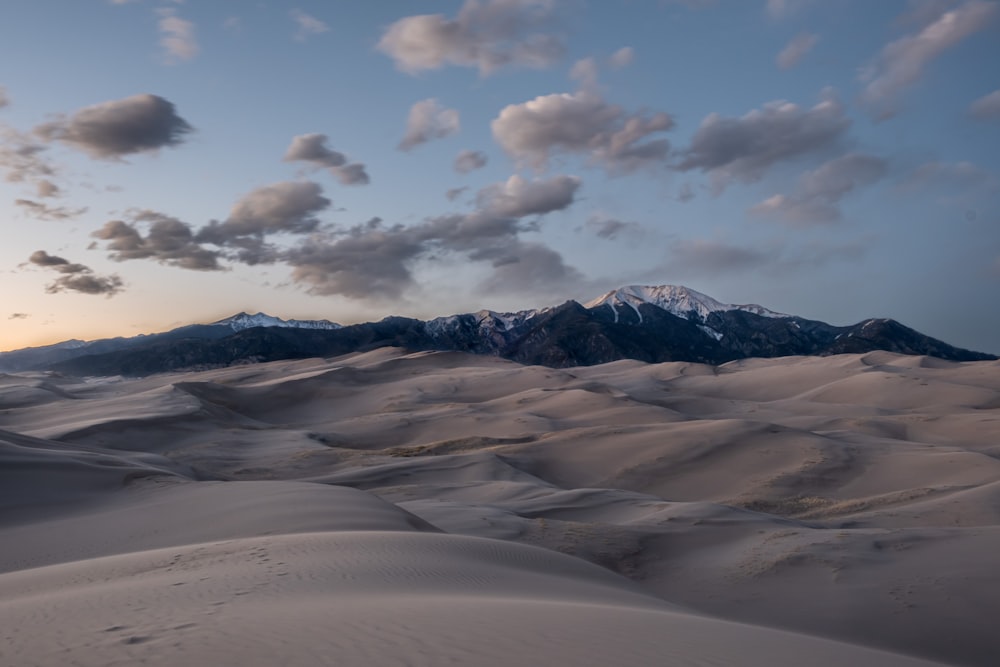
<box><xmin>212</xmin><ymin>312</ymin><xmax>342</xmax><ymax>332</ymax></box>
<box><xmin>584</xmin><ymin>285</ymin><xmax>787</xmax><ymax>323</ymax></box>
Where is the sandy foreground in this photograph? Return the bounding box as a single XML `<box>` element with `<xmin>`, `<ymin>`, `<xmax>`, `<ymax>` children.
<box><xmin>2</xmin><ymin>348</ymin><xmax>998</xmax><ymax>666</ymax></box>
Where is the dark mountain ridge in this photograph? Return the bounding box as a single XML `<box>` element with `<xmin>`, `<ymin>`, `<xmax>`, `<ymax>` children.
<box><xmin>3</xmin><ymin>285</ymin><xmax>994</xmax><ymax>377</ymax></box>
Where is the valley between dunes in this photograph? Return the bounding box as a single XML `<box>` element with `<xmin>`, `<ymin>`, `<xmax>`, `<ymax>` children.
<box><xmin>2</xmin><ymin>347</ymin><xmax>999</xmax><ymax>666</ymax></box>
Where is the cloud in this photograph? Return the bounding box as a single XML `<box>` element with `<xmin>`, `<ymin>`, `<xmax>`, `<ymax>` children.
<box><xmin>0</xmin><ymin>86</ymin><xmax>8</xmax><ymax>108</ymax></box>
<box><xmin>475</xmin><ymin>173</ymin><xmax>580</xmax><ymax>217</ymax></box>
<box><xmin>157</xmin><ymin>7</ymin><xmax>198</xmax><ymax>63</ymax></box>
<box><xmin>27</xmin><ymin>250</ymin><xmax>124</xmax><ymax>297</ymax></box>
<box><xmin>35</xmin><ymin>93</ymin><xmax>193</xmax><ymax>159</ymax></box>
<box><xmin>283</xmin><ymin>133</ymin><xmax>370</xmax><ymax>185</ymax></box>
<box><xmin>196</xmin><ymin>181</ymin><xmax>331</xmax><ymax>250</ymax></box>
<box><xmin>675</xmin><ymin>94</ymin><xmax>850</xmax><ymax>190</ymax></box>
<box><xmin>653</xmin><ymin>237</ymin><xmax>864</xmax><ymax>279</ymax></box>
<box><xmin>454</xmin><ymin>149</ymin><xmax>488</xmax><ymax>173</ymax></box>
<box><xmin>399</xmin><ymin>99</ymin><xmax>460</xmax><ymax>151</ymax></box>
<box><xmin>282</xmin><ymin>221</ymin><xmax>426</xmax><ymax>299</ymax></box>
<box><xmin>446</xmin><ymin>186</ymin><xmax>468</xmax><ymax>201</ymax></box>
<box><xmin>676</xmin><ymin>182</ymin><xmax>695</xmax><ymax>202</ymax></box>
<box><xmin>766</xmin><ymin>0</ymin><xmax>811</xmax><ymax>19</ymax></box>
<box><xmin>749</xmin><ymin>153</ymin><xmax>888</xmax><ymax>225</ymax></box>
<box><xmin>476</xmin><ymin>240</ymin><xmax>584</xmax><ymax>296</ymax></box>
<box><xmin>283</xmin><ymin>172</ymin><xmax>581</xmax><ymax>300</ymax></box>
<box><xmin>290</xmin><ymin>9</ymin><xmax>329</xmax><ymax>41</ymax></box>
<box><xmin>0</xmin><ymin>125</ymin><xmax>55</xmax><ymax>183</ymax></box>
<box><xmin>8</xmin><ymin>313</ymin><xmax>29</xmax><ymax>320</ymax></box>
<box><xmin>14</xmin><ymin>198</ymin><xmax>87</xmax><ymax>220</ymax></box>
<box><xmin>377</xmin><ymin>0</ymin><xmax>564</xmax><ymax>76</ymax></box>
<box><xmin>609</xmin><ymin>47</ymin><xmax>634</xmax><ymax>68</ymax></box>
<box><xmin>970</xmin><ymin>89</ymin><xmax>1000</xmax><ymax>122</ymax></box>
<box><xmin>36</xmin><ymin>179</ymin><xmax>59</xmax><ymax>198</ymax></box>
<box><xmin>93</xmin><ymin>211</ymin><xmax>224</xmax><ymax>271</ymax></box>
<box><xmin>569</xmin><ymin>57</ymin><xmax>599</xmax><ymax>89</ymax></box>
<box><xmin>859</xmin><ymin>0</ymin><xmax>998</xmax><ymax>119</ymax></box>
<box><xmin>899</xmin><ymin>160</ymin><xmax>1000</xmax><ymax>196</ymax></box>
<box><xmin>584</xmin><ymin>214</ymin><xmax>642</xmax><ymax>240</ymax></box>
<box><xmin>492</xmin><ymin>90</ymin><xmax>673</xmax><ymax>173</ymax></box>
<box><xmin>776</xmin><ymin>32</ymin><xmax>818</xmax><ymax>69</ymax></box>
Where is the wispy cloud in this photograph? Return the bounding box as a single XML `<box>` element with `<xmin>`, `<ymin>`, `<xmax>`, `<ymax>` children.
<box><xmin>156</xmin><ymin>7</ymin><xmax>198</xmax><ymax>63</ymax></box>
<box><xmin>776</xmin><ymin>32</ymin><xmax>818</xmax><ymax>69</ymax></box>
<box><xmin>291</xmin><ymin>9</ymin><xmax>329</xmax><ymax>41</ymax></box>
<box><xmin>859</xmin><ymin>0</ymin><xmax>998</xmax><ymax>120</ymax></box>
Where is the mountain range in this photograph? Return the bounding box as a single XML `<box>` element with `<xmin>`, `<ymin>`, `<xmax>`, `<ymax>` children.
<box><xmin>1</xmin><ymin>285</ymin><xmax>994</xmax><ymax>376</ymax></box>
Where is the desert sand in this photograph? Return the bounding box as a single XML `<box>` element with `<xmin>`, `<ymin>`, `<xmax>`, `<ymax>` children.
<box><xmin>2</xmin><ymin>347</ymin><xmax>998</xmax><ymax>666</ymax></box>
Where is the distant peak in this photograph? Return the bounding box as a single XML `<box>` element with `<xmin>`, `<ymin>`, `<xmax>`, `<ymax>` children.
<box><xmin>211</xmin><ymin>312</ymin><xmax>342</xmax><ymax>332</ymax></box>
<box><xmin>584</xmin><ymin>284</ymin><xmax>786</xmax><ymax>322</ymax></box>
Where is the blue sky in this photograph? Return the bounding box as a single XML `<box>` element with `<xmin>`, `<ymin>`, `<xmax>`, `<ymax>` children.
<box><xmin>1</xmin><ymin>0</ymin><xmax>998</xmax><ymax>353</ymax></box>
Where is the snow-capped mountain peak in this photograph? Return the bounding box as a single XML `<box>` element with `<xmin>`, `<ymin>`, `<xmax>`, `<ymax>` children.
<box><xmin>584</xmin><ymin>285</ymin><xmax>786</xmax><ymax>322</ymax></box>
<box><xmin>212</xmin><ymin>312</ymin><xmax>342</xmax><ymax>332</ymax></box>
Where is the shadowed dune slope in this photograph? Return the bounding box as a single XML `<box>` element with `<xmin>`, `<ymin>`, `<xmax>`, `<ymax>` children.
<box><xmin>1</xmin><ymin>348</ymin><xmax>997</xmax><ymax>666</ymax></box>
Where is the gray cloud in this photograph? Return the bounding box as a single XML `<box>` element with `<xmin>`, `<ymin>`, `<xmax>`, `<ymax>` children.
<box><xmin>970</xmin><ymin>90</ymin><xmax>1000</xmax><ymax>122</ymax></box>
<box><xmin>584</xmin><ymin>214</ymin><xmax>642</xmax><ymax>240</ymax></box>
<box><xmin>15</xmin><ymin>198</ymin><xmax>87</xmax><ymax>220</ymax></box>
<box><xmin>157</xmin><ymin>7</ymin><xmax>198</xmax><ymax>63</ymax></box>
<box><xmin>899</xmin><ymin>160</ymin><xmax>1000</xmax><ymax>196</ymax></box>
<box><xmin>676</xmin><ymin>94</ymin><xmax>850</xmax><ymax>190</ymax></box>
<box><xmin>651</xmin><ymin>237</ymin><xmax>864</xmax><ymax>279</ymax></box>
<box><xmin>36</xmin><ymin>179</ymin><xmax>59</xmax><ymax>198</ymax></box>
<box><xmin>291</xmin><ymin>9</ymin><xmax>329</xmax><ymax>41</ymax></box>
<box><xmin>454</xmin><ymin>149</ymin><xmax>488</xmax><ymax>174</ymax></box>
<box><xmin>283</xmin><ymin>173</ymin><xmax>581</xmax><ymax>300</ymax></box>
<box><xmin>283</xmin><ymin>221</ymin><xmax>425</xmax><ymax>299</ymax></box>
<box><xmin>197</xmin><ymin>181</ymin><xmax>331</xmax><ymax>247</ymax></box>
<box><xmin>93</xmin><ymin>211</ymin><xmax>224</xmax><ymax>271</ymax></box>
<box><xmin>399</xmin><ymin>99</ymin><xmax>460</xmax><ymax>151</ymax></box>
<box><xmin>36</xmin><ymin>93</ymin><xmax>193</xmax><ymax>159</ymax></box>
<box><xmin>0</xmin><ymin>86</ymin><xmax>8</xmax><ymax>108</ymax></box>
<box><xmin>776</xmin><ymin>32</ymin><xmax>818</xmax><ymax>69</ymax></box>
<box><xmin>377</xmin><ymin>0</ymin><xmax>564</xmax><ymax>76</ymax></box>
<box><xmin>676</xmin><ymin>182</ymin><xmax>695</xmax><ymax>202</ymax></box>
<box><xmin>859</xmin><ymin>0</ymin><xmax>998</xmax><ymax>120</ymax></box>
<box><xmin>475</xmin><ymin>173</ymin><xmax>580</xmax><ymax>217</ymax></box>
<box><xmin>446</xmin><ymin>186</ymin><xmax>469</xmax><ymax>201</ymax></box>
<box><xmin>749</xmin><ymin>153</ymin><xmax>888</xmax><ymax>225</ymax></box>
<box><xmin>28</xmin><ymin>250</ymin><xmax>124</xmax><ymax>297</ymax></box>
<box><xmin>0</xmin><ymin>125</ymin><xmax>55</xmax><ymax>183</ymax></box>
<box><xmin>283</xmin><ymin>133</ymin><xmax>370</xmax><ymax>185</ymax></box>
<box><xmin>492</xmin><ymin>90</ymin><xmax>673</xmax><ymax>173</ymax></box>
<box><xmin>476</xmin><ymin>240</ymin><xmax>584</xmax><ymax>296</ymax></box>
<box><xmin>8</xmin><ymin>313</ymin><xmax>29</xmax><ymax>320</ymax></box>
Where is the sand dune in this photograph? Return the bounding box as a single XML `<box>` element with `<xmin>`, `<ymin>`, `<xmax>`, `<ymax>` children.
<box><xmin>2</xmin><ymin>348</ymin><xmax>998</xmax><ymax>665</ymax></box>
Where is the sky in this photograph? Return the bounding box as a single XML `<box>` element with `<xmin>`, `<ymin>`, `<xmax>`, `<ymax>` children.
<box><xmin>1</xmin><ymin>0</ymin><xmax>999</xmax><ymax>354</ymax></box>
